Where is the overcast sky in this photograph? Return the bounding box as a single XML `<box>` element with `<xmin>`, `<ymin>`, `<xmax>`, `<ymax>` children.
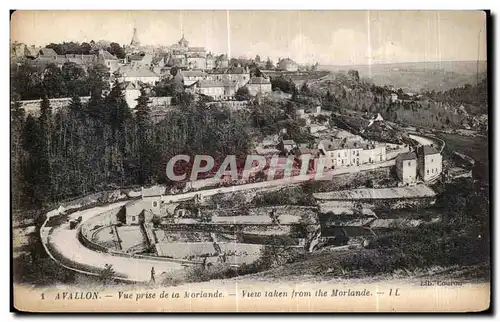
<box><xmin>11</xmin><ymin>10</ymin><xmax>487</xmax><ymax>65</ymax></box>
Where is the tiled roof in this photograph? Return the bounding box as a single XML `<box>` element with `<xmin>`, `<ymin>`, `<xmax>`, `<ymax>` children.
<box><xmin>152</xmin><ymin>56</ymin><xmax>164</xmax><ymax>65</ymax></box>
<box><xmin>226</xmin><ymin>67</ymin><xmax>246</xmax><ymax>74</ymax></box>
<box><xmin>248</xmin><ymin>77</ymin><xmax>271</xmax><ymax>84</ymax></box>
<box><xmin>124</xmin><ymin>199</ymin><xmax>145</xmax><ymax>216</ymax></box>
<box><xmin>282</xmin><ymin>139</ymin><xmax>296</xmax><ymax>146</ymax></box>
<box><xmin>207</xmin><ymin>68</ymin><xmax>227</xmax><ymax>74</ymax></box>
<box><xmin>100</xmin><ymin>50</ymin><xmax>118</xmax><ymax>60</ymax></box>
<box><xmin>39</xmin><ymin>48</ymin><xmax>57</xmax><ymax>56</ymax></box>
<box><xmin>128</xmin><ymin>53</ymin><xmax>145</xmax><ymax>61</ymax></box>
<box><xmin>188</xmin><ymin>47</ymin><xmax>206</xmax><ymax>52</ymax></box>
<box><xmin>120</xmin><ymin>81</ymin><xmax>140</xmax><ymax>90</ymax></box>
<box><xmin>297</xmin><ymin>147</ymin><xmax>319</xmax><ymax>155</ymax></box>
<box><xmin>119</xmin><ymin>66</ymin><xmax>159</xmax><ymax>78</ymax></box>
<box><xmin>320</xmin><ymin>140</ymin><xmax>343</xmax><ymax>151</ymax></box>
<box><xmin>319</xmin><ymin>140</ymin><xmax>363</xmax><ymax>151</ymax></box>
<box><xmin>420</xmin><ymin>145</ymin><xmax>440</xmax><ymax>155</ymax></box>
<box><xmin>197</xmin><ymin>80</ymin><xmax>236</xmax><ymax>88</ymax></box>
<box><xmin>25</xmin><ymin>46</ymin><xmax>39</xmax><ymax>57</ymax></box>
<box><xmin>181</xmin><ymin>70</ymin><xmax>206</xmax><ymax>77</ymax></box>
<box><xmin>65</xmin><ymin>54</ymin><xmax>97</xmax><ymax>64</ymax></box>
<box><xmin>142</xmin><ymin>185</ymin><xmax>166</xmax><ymax>197</ymax></box>
<box><xmin>397</xmin><ymin>152</ymin><xmax>417</xmax><ymax>161</ymax></box>
<box><xmin>187</xmin><ymin>53</ymin><xmax>205</xmax><ymax>59</ymax></box>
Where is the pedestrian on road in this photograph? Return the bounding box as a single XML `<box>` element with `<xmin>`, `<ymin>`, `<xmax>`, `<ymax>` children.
<box><xmin>150</xmin><ymin>266</ymin><xmax>155</xmax><ymax>283</ymax></box>
<box><xmin>202</xmin><ymin>256</ymin><xmax>207</xmax><ymax>269</ymax></box>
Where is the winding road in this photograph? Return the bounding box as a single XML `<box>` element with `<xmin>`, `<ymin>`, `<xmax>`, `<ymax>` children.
<box><xmin>45</xmin><ymin>202</ymin><xmax>188</xmax><ymax>282</ymax></box>
<box><xmin>41</xmin><ymin>136</ymin><xmax>438</xmax><ymax>283</ymax></box>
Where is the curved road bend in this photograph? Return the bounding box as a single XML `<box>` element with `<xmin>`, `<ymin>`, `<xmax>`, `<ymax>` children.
<box><xmin>44</xmin><ymin>158</ymin><xmax>398</xmax><ymax>282</ymax></box>
<box><xmin>48</xmin><ymin>202</ymin><xmax>186</xmax><ymax>283</ymax></box>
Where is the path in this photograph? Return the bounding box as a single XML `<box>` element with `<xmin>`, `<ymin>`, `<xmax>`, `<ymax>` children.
<box><xmin>408</xmin><ymin>133</ymin><xmax>445</xmax><ymax>153</ymax></box>
<box><xmin>46</xmin><ymin>202</ymin><xmax>187</xmax><ymax>283</ymax></box>
<box><xmin>42</xmin><ymin>157</ymin><xmax>397</xmax><ymax>282</ymax></box>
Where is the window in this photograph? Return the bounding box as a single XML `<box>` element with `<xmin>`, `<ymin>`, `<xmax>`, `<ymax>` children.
<box><xmin>353</xmin><ymin>151</ymin><xmax>355</xmax><ymax>155</ymax></box>
<box><xmin>427</xmin><ymin>169</ymin><xmax>429</xmax><ymax>175</ymax></box>
<box><xmin>408</xmin><ymin>161</ymin><xmax>411</xmax><ymax>167</ymax></box>
<box><xmin>131</xmin><ymin>216</ymin><xmax>136</xmax><ymax>222</ymax></box>
<box><xmin>153</xmin><ymin>201</ymin><xmax>158</xmax><ymax>207</ymax></box>
<box><xmin>356</xmin><ymin>151</ymin><xmax>359</xmax><ymax>156</ymax></box>
<box><xmin>338</xmin><ymin>153</ymin><xmax>340</xmax><ymax>157</ymax></box>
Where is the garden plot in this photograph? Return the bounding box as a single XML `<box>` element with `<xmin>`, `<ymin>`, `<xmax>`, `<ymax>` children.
<box><xmin>213</xmin><ymin>214</ymin><xmax>300</xmax><ymax>225</ymax></box>
<box><xmin>116</xmin><ymin>225</ymin><xmax>146</xmax><ymax>251</ymax></box>
<box><xmin>240</xmin><ymin>225</ymin><xmax>293</xmax><ymax>235</ymax></box>
<box><xmin>313</xmin><ymin>185</ymin><xmax>436</xmax><ymax>200</ymax></box>
<box><xmin>92</xmin><ymin>226</ymin><xmax>117</xmax><ymax>249</ymax></box>
<box><xmin>155</xmin><ymin>242</ymin><xmax>263</xmax><ymax>265</ymax></box>
<box><xmin>318</xmin><ymin>205</ymin><xmax>376</xmax><ymax>217</ymax></box>
<box><xmin>153</xmin><ymin>230</ymin><xmax>212</xmax><ymax>243</ymax></box>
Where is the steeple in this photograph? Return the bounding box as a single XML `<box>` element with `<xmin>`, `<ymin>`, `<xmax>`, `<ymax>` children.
<box><xmin>178</xmin><ymin>33</ymin><xmax>189</xmax><ymax>47</ymax></box>
<box><xmin>130</xmin><ymin>28</ymin><xmax>140</xmax><ymax>48</ymax></box>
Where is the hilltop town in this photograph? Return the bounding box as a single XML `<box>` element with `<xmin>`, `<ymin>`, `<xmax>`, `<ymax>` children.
<box><xmin>11</xmin><ymin>27</ymin><xmax>489</xmax><ymax>288</ymax></box>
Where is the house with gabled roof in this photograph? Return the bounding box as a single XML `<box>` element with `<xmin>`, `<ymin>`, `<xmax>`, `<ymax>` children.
<box><xmin>128</xmin><ymin>52</ymin><xmax>153</xmax><ymax>67</ymax></box>
<box><xmin>98</xmin><ymin>49</ymin><xmax>120</xmax><ymax>73</ymax></box>
<box><xmin>120</xmin><ymin>81</ymin><xmax>141</xmax><ymax>109</ymax></box>
<box><xmin>181</xmin><ymin>70</ymin><xmax>207</xmax><ymax>86</ymax></box>
<box><xmin>417</xmin><ymin>145</ymin><xmax>442</xmax><ymax>182</ymax></box>
<box><xmin>396</xmin><ymin>151</ymin><xmax>417</xmax><ymax>185</ymax></box>
<box><xmin>39</xmin><ymin>47</ymin><xmax>57</xmax><ymax>57</ymax></box>
<box><xmin>116</xmin><ymin>66</ymin><xmax>160</xmax><ymax>86</ymax></box>
<box><xmin>246</xmin><ymin>76</ymin><xmax>272</xmax><ymax>96</ymax></box>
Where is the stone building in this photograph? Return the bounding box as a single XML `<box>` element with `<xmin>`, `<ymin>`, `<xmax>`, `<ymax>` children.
<box><xmin>417</xmin><ymin>145</ymin><xmax>443</xmax><ymax>182</ymax></box>
<box><xmin>246</xmin><ymin>76</ymin><xmax>272</xmax><ymax>96</ymax></box>
<box><xmin>396</xmin><ymin>152</ymin><xmax>418</xmax><ymax>185</ymax></box>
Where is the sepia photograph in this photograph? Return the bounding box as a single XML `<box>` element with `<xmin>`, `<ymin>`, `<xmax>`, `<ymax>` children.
<box><xmin>10</xmin><ymin>9</ymin><xmax>490</xmax><ymax>312</ymax></box>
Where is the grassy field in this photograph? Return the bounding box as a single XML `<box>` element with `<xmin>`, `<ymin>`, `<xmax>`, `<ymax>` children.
<box><xmin>438</xmin><ymin>133</ymin><xmax>489</xmax><ymax>165</ymax></box>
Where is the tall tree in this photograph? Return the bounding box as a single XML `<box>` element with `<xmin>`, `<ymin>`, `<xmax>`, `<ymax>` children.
<box><xmin>42</xmin><ymin>63</ymin><xmax>66</xmax><ymax>98</ymax></box>
<box><xmin>61</xmin><ymin>62</ymin><xmax>88</xmax><ymax>97</ymax></box>
<box><xmin>107</xmin><ymin>42</ymin><xmax>126</xmax><ymax>59</ymax></box>
<box><xmin>265</xmin><ymin>57</ymin><xmax>274</xmax><ymax>69</ymax></box>
<box><xmin>11</xmin><ymin>97</ymin><xmax>26</xmax><ymax>209</ymax></box>
<box><xmin>22</xmin><ymin>115</ymin><xmax>50</xmax><ymax>207</ymax></box>
<box><xmin>134</xmin><ymin>87</ymin><xmax>154</xmax><ymax>184</ymax></box>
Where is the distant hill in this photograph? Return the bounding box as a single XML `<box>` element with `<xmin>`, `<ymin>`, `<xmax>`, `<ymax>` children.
<box><xmin>320</xmin><ymin>61</ymin><xmax>487</xmax><ymax>93</ymax></box>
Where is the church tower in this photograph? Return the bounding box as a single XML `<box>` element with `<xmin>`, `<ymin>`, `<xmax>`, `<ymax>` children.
<box><xmin>130</xmin><ymin>28</ymin><xmax>141</xmax><ymax>50</ymax></box>
<box><xmin>178</xmin><ymin>33</ymin><xmax>189</xmax><ymax>48</ymax></box>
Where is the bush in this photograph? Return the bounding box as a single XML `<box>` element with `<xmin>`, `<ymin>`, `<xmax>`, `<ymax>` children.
<box><xmin>253</xmin><ymin>187</ymin><xmax>316</xmax><ymax>207</ymax></box>
<box><xmin>235</xmin><ymin>86</ymin><xmax>251</xmax><ymax>101</ymax></box>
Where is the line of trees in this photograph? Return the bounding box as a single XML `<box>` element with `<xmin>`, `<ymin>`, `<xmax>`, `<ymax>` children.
<box><xmin>11</xmin><ymin>62</ymin><xmax>109</xmax><ymax>100</ymax></box>
<box><xmin>304</xmin><ymin>71</ymin><xmax>484</xmax><ymax>130</ymax></box>
<box><xmin>45</xmin><ymin>41</ymin><xmax>126</xmax><ymax>59</ymax></box>
<box><xmin>11</xmin><ymin>79</ymin><xmax>253</xmax><ymax>213</ymax></box>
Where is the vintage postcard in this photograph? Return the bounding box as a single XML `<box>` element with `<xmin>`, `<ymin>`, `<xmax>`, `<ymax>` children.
<box><xmin>11</xmin><ymin>10</ymin><xmax>490</xmax><ymax>312</ymax></box>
